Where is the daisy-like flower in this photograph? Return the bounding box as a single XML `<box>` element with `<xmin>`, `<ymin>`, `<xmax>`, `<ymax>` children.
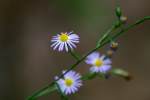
<box><xmin>51</xmin><ymin>31</ymin><xmax>79</xmax><ymax>52</ymax></box>
<box><xmin>55</xmin><ymin>70</ymin><xmax>82</xmax><ymax>95</ymax></box>
<box><xmin>85</xmin><ymin>52</ymin><xmax>112</xmax><ymax>73</ymax></box>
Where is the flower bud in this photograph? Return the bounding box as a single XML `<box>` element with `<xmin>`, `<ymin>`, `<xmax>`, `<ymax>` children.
<box><xmin>106</xmin><ymin>50</ymin><xmax>114</xmax><ymax>58</ymax></box>
<box><xmin>115</xmin><ymin>6</ymin><xmax>122</xmax><ymax>18</ymax></box>
<box><xmin>120</xmin><ymin>16</ymin><xmax>127</xmax><ymax>23</ymax></box>
<box><xmin>110</xmin><ymin>68</ymin><xmax>132</xmax><ymax>81</ymax></box>
<box><xmin>110</xmin><ymin>42</ymin><xmax>119</xmax><ymax>51</ymax></box>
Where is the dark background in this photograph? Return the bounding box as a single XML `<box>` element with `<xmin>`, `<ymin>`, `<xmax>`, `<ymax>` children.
<box><xmin>0</xmin><ymin>0</ymin><xmax>150</xmax><ymax>100</ymax></box>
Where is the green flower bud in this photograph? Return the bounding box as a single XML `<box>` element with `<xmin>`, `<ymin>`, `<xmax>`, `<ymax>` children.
<box><xmin>115</xmin><ymin>6</ymin><xmax>122</xmax><ymax>18</ymax></box>
<box><xmin>110</xmin><ymin>68</ymin><xmax>132</xmax><ymax>81</ymax></box>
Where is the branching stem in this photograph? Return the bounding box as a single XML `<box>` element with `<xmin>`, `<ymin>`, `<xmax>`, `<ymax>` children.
<box><xmin>27</xmin><ymin>16</ymin><xmax>150</xmax><ymax>100</ymax></box>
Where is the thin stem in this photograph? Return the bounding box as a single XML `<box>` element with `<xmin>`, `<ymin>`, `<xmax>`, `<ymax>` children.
<box><xmin>96</xmin><ymin>22</ymin><xmax>117</xmax><ymax>47</ymax></box>
<box><xmin>113</xmin><ymin>16</ymin><xmax>150</xmax><ymax>40</ymax></box>
<box><xmin>69</xmin><ymin>50</ymin><xmax>80</xmax><ymax>61</ymax></box>
<box><xmin>27</xmin><ymin>82</ymin><xmax>56</xmax><ymax>100</ymax></box>
<box><xmin>104</xmin><ymin>16</ymin><xmax>150</xmax><ymax>45</ymax></box>
<box><xmin>56</xmin><ymin>46</ymin><xmax>100</xmax><ymax>82</ymax></box>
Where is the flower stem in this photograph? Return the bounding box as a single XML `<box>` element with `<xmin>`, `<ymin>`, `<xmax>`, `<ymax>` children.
<box><xmin>104</xmin><ymin>16</ymin><xmax>150</xmax><ymax>45</ymax></box>
<box><xmin>114</xmin><ymin>16</ymin><xmax>150</xmax><ymax>38</ymax></box>
<box><xmin>96</xmin><ymin>21</ymin><xmax>120</xmax><ymax>47</ymax></box>
<box><xmin>69</xmin><ymin>50</ymin><xmax>80</xmax><ymax>61</ymax></box>
<box><xmin>26</xmin><ymin>82</ymin><xmax>57</xmax><ymax>100</ymax></box>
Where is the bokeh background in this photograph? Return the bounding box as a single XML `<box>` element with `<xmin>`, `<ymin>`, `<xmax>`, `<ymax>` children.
<box><xmin>0</xmin><ymin>0</ymin><xmax>150</xmax><ymax>100</ymax></box>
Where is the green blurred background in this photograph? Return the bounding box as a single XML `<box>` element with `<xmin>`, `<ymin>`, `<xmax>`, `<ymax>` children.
<box><xmin>0</xmin><ymin>0</ymin><xmax>150</xmax><ymax>100</ymax></box>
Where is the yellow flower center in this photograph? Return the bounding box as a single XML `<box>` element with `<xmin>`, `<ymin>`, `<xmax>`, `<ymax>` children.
<box><xmin>59</xmin><ymin>33</ymin><xmax>69</xmax><ymax>42</ymax></box>
<box><xmin>65</xmin><ymin>78</ymin><xmax>74</xmax><ymax>87</ymax></box>
<box><xmin>94</xmin><ymin>59</ymin><xmax>103</xmax><ymax>67</ymax></box>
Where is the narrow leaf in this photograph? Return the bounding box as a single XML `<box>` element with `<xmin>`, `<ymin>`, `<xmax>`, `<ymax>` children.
<box><xmin>27</xmin><ymin>82</ymin><xmax>57</xmax><ymax>100</ymax></box>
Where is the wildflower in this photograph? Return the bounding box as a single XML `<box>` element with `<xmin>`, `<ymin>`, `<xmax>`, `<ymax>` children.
<box><xmin>85</xmin><ymin>52</ymin><xmax>112</xmax><ymax>73</ymax></box>
<box><xmin>51</xmin><ymin>32</ymin><xmax>79</xmax><ymax>52</ymax></box>
<box><xmin>55</xmin><ymin>70</ymin><xmax>82</xmax><ymax>95</ymax></box>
